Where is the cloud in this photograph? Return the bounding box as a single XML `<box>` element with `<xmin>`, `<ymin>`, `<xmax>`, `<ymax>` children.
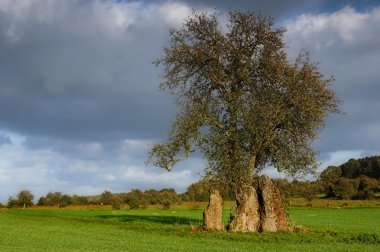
<box><xmin>149</xmin><ymin>0</ymin><xmax>324</xmax><ymax>17</ymax></box>
<box><xmin>0</xmin><ymin>131</ymin><xmax>203</xmax><ymax>203</ymax></box>
<box><xmin>0</xmin><ymin>0</ymin><xmax>196</xmax><ymax>141</ymax></box>
<box><xmin>0</xmin><ymin>133</ymin><xmax>11</xmax><ymax>145</ymax></box>
<box><xmin>1</xmin><ymin>1</ymin><xmax>380</xmax><ymax>202</ymax></box>
<box><xmin>284</xmin><ymin>6</ymin><xmax>380</xmax><ymax>155</ymax></box>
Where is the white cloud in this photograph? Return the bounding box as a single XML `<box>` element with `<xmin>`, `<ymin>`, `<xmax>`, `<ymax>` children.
<box><xmin>0</xmin><ymin>130</ymin><xmax>202</xmax><ymax>203</ymax></box>
<box><xmin>285</xmin><ymin>6</ymin><xmax>379</xmax><ymax>50</ymax></box>
<box><xmin>123</xmin><ymin>165</ymin><xmax>194</xmax><ymax>188</ymax></box>
<box><xmin>284</xmin><ymin>6</ymin><xmax>380</xmax><ymax>155</ymax></box>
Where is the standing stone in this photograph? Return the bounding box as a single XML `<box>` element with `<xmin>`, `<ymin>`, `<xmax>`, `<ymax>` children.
<box><xmin>258</xmin><ymin>175</ymin><xmax>288</xmax><ymax>232</ymax></box>
<box><xmin>228</xmin><ymin>186</ymin><xmax>260</xmax><ymax>232</ymax></box>
<box><xmin>203</xmin><ymin>189</ymin><xmax>225</xmax><ymax>231</ymax></box>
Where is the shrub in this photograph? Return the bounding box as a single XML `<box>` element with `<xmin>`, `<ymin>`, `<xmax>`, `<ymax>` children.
<box><xmin>162</xmin><ymin>200</ymin><xmax>171</xmax><ymax>210</ymax></box>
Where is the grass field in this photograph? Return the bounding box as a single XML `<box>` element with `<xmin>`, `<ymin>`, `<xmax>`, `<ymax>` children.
<box><xmin>1</xmin><ymin>206</ymin><xmax>380</xmax><ymax>251</ymax></box>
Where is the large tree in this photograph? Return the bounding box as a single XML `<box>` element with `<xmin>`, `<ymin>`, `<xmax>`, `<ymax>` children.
<box><xmin>148</xmin><ymin>11</ymin><xmax>339</xmax><ymax>200</ymax></box>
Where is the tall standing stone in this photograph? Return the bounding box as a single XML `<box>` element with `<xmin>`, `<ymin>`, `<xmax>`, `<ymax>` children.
<box><xmin>258</xmin><ymin>175</ymin><xmax>288</xmax><ymax>232</ymax></box>
<box><xmin>203</xmin><ymin>189</ymin><xmax>225</xmax><ymax>231</ymax></box>
<box><xmin>228</xmin><ymin>186</ymin><xmax>260</xmax><ymax>232</ymax></box>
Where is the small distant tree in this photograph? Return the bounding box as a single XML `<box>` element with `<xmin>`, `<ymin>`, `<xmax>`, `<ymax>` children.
<box><xmin>100</xmin><ymin>191</ymin><xmax>114</xmax><ymax>205</ymax></box>
<box><xmin>320</xmin><ymin>166</ymin><xmax>342</xmax><ymax>197</ymax></box>
<box><xmin>37</xmin><ymin>196</ymin><xmax>47</xmax><ymax>206</ymax></box>
<box><xmin>100</xmin><ymin>191</ymin><xmax>122</xmax><ymax>209</ymax></box>
<box><xmin>341</xmin><ymin>159</ymin><xmax>361</xmax><ymax>178</ymax></box>
<box><xmin>299</xmin><ymin>182</ymin><xmax>319</xmax><ymax>207</ymax></box>
<box><xmin>46</xmin><ymin>192</ymin><xmax>62</xmax><ymax>208</ymax></box>
<box><xmin>17</xmin><ymin>190</ymin><xmax>34</xmax><ymax>208</ymax></box>
<box><xmin>355</xmin><ymin>176</ymin><xmax>379</xmax><ymax>199</ymax></box>
<box><xmin>333</xmin><ymin>178</ymin><xmax>358</xmax><ymax>199</ymax></box>
<box><xmin>186</xmin><ymin>180</ymin><xmax>212</xmax><ymax>202</ymax></box>
<box><xmin>7</xmin><ymin>197</ymin><xmax>18</xmax><ymax>209</ymax></box>
<box><xmin>159</xmin><ymin>188</ymin><xmax>179</xmax><ymax>209</ymax></box>
<box><xmin>71</xmin><ymin>195</ymin><xmax>89</xmax><ymax>206</ymax></box>
<box><xmin>144</xmin><ymin>189</ymin><xmax>160</xmax><ymax>205</ymax></box>
<box><xmin>125</xmin><ymin>189</ymin><xmax>143</xmax><ymax>209</ymax></box>
<box><xmin>60</xmin><ymin>194</ymin><xmax>72</xmax><ymax>207</ymax></box>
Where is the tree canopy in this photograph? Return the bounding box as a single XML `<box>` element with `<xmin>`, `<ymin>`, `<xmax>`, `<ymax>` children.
<box><xmin>148</xmin><ymin>11</ymin><xmax>339</xmax><ymax>193</ymax></box>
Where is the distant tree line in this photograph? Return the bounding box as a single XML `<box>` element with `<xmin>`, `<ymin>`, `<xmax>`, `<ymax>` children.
<box><xmin>5</xmin><ymin>188</ymin><xmax>183</xmax><ymax>210</ymax></box>
<box><xmin>318</xmin><ymin>156</ymin><xmax>380</xmax><ymax>199</ymax></box>
<box><xmin>325</xmin><ymin>156</ymin><xmax>380</xmax><ymax>179</ymax></box>
<box><xmin>4</xmin><ymin>156</ymin><xmax>380</xmax><ymax>209</ymax></box>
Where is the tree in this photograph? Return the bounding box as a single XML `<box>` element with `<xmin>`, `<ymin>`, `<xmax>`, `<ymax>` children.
<box><xmin>299</xmin><ymin>182</ymin><xmax>319</xmax><ymax>207</ymax></box>
<box><xmin>333</xmin><ymin>178</ymin><xmax>358</xmax><ymax>199</ymax></box>
<box><xmin>355</xmin><ymin>176</ymin><xmax>379</xmax><ymax>199</ymax></box>
<box><xmin>45</xmin><ymin>192</ymin><xmax>62</xmax><ymax>208</ymax></box>
<box><xmin>71</xmin><ymin>195</ymin><xmax>88</xmax><ymax>205</ymax></box>
<box><xmin>6</xmin><ymin>190</ymin><xmax>34</xmax><ymax>208</ymax></box>
<box><xmin>125</xmin><ymin>189</ymin><xmax>143</xmax><ymax>209</ymax></box>
<box><xmin>100</xmin><ymin>191</ymin><xmax>122</xmax><ymax>209</ymax></box>
<box><xmin>341</xmin><ymin>159</ymin><xmax>361</xmax><ymax>178</ymax></box>
<box><xmin>148</xmin><ymin>11</ymin><xmax>339</xmax><ymax>229</ymax></box>
<box><xmin>37</xmin><ymin>196</ymin><xmax>48</xmax><ymax>206</ymax></box>
<box><xmin>320</xmin><ymin>166</ymin><xmax>342</xmax><ymax>197</ymax></box>
<box><xmin>17</xmin><ymin>190</ymin><xmax>34</xmax><ymax>208</ymax></box>
<box><xmin>60</xmin><ymin>194</ymin><xmax>72</xmax><ymax>207</ymax></box>
<box><xmin>7</xmin><ymin>197</ymin><xmax>18</xmax><ymax>209</ymax></box>
<box><xmin>100</xmin><ymin>191</ymin><xmax>115</xmax><ymax>205</ymax></box>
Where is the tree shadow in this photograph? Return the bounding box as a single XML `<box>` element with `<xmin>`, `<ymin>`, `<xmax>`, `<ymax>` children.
<box><xmin>96</xmin><ymin>214</ymin><xmax>202</xmax><ymax>225</ymax></box>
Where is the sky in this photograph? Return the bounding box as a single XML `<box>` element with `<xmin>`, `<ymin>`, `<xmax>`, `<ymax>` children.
<box><xmin>1</xmin><ymin>0</ymin><xmax>380</xmax><ymax>203</ymax></box>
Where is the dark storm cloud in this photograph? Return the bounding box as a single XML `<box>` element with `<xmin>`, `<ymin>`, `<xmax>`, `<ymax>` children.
<box><xmin>142</xmin><ymin>0</ymin><xmax>380</xmax><ymax>18</ymax></box>
<box><xmin>0</xmin><ymin>134</ymin><xmax>11</xmax><ymax>145</ymax></box>
<box><xmin>0</xmin><ymin>0</ymin><xmax>177</xmax><ymax>141</ymax></box>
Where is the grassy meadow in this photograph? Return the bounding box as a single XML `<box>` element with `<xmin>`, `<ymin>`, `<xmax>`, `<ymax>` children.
<box><xmin>1</xmin><ymin>204</ymin><xmax>380</xmax><ymax>251</ymax></box>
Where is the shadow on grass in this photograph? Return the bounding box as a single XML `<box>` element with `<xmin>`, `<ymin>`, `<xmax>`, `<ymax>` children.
<box><xmin>95</xmin><ymin>214</ymin><xmax>202</xmax><ymax>226</ymax></box>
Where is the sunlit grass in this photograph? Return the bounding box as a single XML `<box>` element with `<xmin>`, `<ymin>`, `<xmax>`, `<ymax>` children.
<box><xmin>1</xmin><ymin>206</ymin><xmax>380</xmax><ymax>251</ymax></box>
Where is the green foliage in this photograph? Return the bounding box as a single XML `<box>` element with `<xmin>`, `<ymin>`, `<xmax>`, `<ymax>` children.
<box><xmin>99</xmin><ymin>191</ymin><xmax>123</xmax><ymax>208</ymax></box>
<box><xmin>319</xmin><ymin>156</ymin><xmax>380</xmax><ymax>199</ymax></box>
<box><xmin>71</xmin><ymin>194</ymin><xmax>89</xmax><ymax>205</ymax></box>
<box><xmin>7</xmin><ymin>190</ymin><xmax>34</xmax><ymax>208</ymax></box>
<box><xmin>162</xmin><ymin>200</ymin><xmax>171</xmax><ymax>210</ymax></box>
<box><xmin>60</xmin><ymin>194</ymin><xmax>72</xmax><ymax>208</ymax></box>
<box><xmin>17</xmin><ymin>190</ymin><xmax>34</xmax><ymax>207</ymax></box>
<box><xmin>125</xmin><ymin>189</ymin><xmax>143</xmax><ymax>209</ymax></box>
<box><xmin>350</xmin><ymin>233</ymin><xmax>380</xmax><ymax>244</ymax></box>
<box><xmin>37</xmin><ymin>192</ymin><xmax>63</xmax><ymax>207</ymax></box>
<box><xmin>7</xmin><ymin>196</ymin><xmax>18</xmax><ymax>209</ymax></box>
<box><xmin>333</xmin><ymin>178</ymin><xmax>358</xmax><ymax>199</ymax></box>
<box><xmin>148</xmin><ymin>10</ymin><xmax>339</xmax><ymax>193</ymax></box>
<box><xmin>324</xmin><ymin>156</ymin><xmax>380</xmax><ymax>180</ymax></box>
<box><xmin>186</xmin><ymin>179</ymin><xmax>235</xmax><ymax>201</ymax></box>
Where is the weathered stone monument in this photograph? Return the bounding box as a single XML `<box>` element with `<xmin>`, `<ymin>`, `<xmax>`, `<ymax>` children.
<box><xmin>228</xmin><ymin>186</ymin><xmax>260</xmax><ymax>232</ymax></box>
<box><xmin>258</xmin><ymin>175</ymin><xmax>288</xmax><ymax>232</ymax></box>
<box><xmin>203</xmin><ymin>189</ymin><xmax>225</xmax><ymax>231</ymax></box>
<box><xmin>204</xmin><ymin>176</ymin><xmax>288</xmax><ymax>232</ymax></box>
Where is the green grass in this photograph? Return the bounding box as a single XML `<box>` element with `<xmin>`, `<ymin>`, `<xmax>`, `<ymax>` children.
<box><xmin>1</xmin><ymin>207</ymin><xmax>380</xmax><ymax>251</ymax></box>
